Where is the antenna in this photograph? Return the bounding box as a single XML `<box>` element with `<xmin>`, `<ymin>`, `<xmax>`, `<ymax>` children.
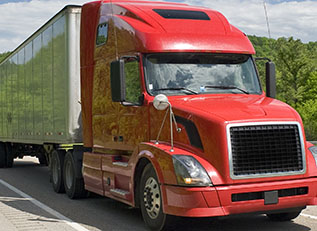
<box><xmin>110</xmin><ymin>0</ymin><xmax>119</xmax><ymax>60</ymax></box>
<box><xmin>263</xmin><ymin>0</ymin><xmax>272</xmax><ymax>39</ymax></box>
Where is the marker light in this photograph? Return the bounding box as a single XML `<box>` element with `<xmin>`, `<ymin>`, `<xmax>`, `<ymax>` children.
<box><xmin>184</xmin><ymin>178</ymin><xmax>192</xmax><ymax>184</ymax></box>
<box><xmin>172</xmin><ymin>155</ymin><xmax>212</xmax><ymax>186</ymax></box>
<box><xmin>309</xmin><ymin>146</ymin><xmax>317</xmax><ymax>166</ymax></box>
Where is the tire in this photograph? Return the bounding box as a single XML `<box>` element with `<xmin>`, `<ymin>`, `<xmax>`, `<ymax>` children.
<box><xmin>0</xmin><ymin>143</ymin><xmax>6</xmax><ymax>168</ymax></box>
<box><xmin>5</xmin><ymin>143</ymin><xmax>14</xmax><ymax>168</ymax></box>
<box><xmin>140</xmin><ymin>164</ymin><xmax>170</xmax><ymax>231</ymax></box>
<box><xmin>63</xmin><ymin>151</ymin><xmax>87</xmax><ymax>199</ymax></box>
<box><xmin>266</xmin><ymin>210</ymin><xmax>302</xmax><ymax>221</ymax></box>
<box><xmin>51</xmin><ymin>150</ymin><xmax>65</xmax><ymax>193</ymax></box>
<box><xmin>38</xmin><ymin>154</ymin><xmax>48</xmax><ymax>166</ymax></box>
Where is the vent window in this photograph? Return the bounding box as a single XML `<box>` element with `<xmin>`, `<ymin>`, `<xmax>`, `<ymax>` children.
<box><xmin>153</xmin><ymin>9</ymin><xmax>210</xmax><ymax>20</ymax></box>
<box><xmin>96</xmin><ymin>22</ymin><xmax>108</xmax><ymax>46</ymax></box>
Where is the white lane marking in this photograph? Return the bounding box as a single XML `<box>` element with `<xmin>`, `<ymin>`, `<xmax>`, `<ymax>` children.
<box><xmin>0</xmin><ymin>179</ymin><xmax>91</xmax><ymax>231</ymax></box>
<box><xmin>301</xmin><ymin>213</ymin><xmax>317</xmax><ymax>220</ymax></box>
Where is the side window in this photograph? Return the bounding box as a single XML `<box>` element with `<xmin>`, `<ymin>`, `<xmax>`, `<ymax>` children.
<box><xmin>96</xmin><ymin>23</ymin><xmax>108</xmax><ymax>46</ymax></box>
<box><xmin>124</xmin><ymin>59</ymin><xmax>142</xmax><ymax>104</ymax></box>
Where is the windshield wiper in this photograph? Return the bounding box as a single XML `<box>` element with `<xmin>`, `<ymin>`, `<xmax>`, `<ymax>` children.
<box><xmin>204</xmin><ymin>85</ymin><xmax>249</xmax><ymax>94</ymax></box>
<box><xmin>153</xmin><ymin>87</ymin><xmax>198</xmax><ymax>95</ymax></box>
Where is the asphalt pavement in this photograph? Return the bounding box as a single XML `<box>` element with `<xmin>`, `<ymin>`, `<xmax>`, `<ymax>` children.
<box><xmin>0</xmin><ymin>157</ymin><xmax>317</xmax><ymax>231</ymax></box>
<box><xmin>0</xmin><ymin>178</ymin><xmax>89</xmax><ymax>231</ymax></box>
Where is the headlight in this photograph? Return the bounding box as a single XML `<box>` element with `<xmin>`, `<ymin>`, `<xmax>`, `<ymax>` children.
<box><xmin>172</xmin><ymin>155</ymin><xmax>212</xmax><ymax>186</ymax></box>
<box><xmin>309</xmin><ymin>146</ymin><xmax>317</xmax><ymax>166</ymax></box>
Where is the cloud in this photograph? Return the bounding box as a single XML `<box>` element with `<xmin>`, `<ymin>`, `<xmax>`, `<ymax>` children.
<box><xmin>0</xmin><ymin>0</ymin><xmax>87</xmax><ymax>53</ymax></box>
<box><xmin>0</xmin><ymin>0</ymin><xmax>316</xmax><ymax>53</ymax></box>
<box><xmin>153</xmin><ymin>0</ymin><xmax>317</xmax><ymax>43</ymax></box>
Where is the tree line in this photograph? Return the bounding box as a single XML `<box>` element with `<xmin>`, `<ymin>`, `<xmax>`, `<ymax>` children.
<box><xmin>1</xmin><ymin>35</ymin><xmax>317</xmax><ymax>139</ymax></box>
<box><xmin>0</xmin><ymin>52</ymin><xmax>10</xmax><ymax>63</ymax></box>
<box><xmin>249</xmin><ymin>36</ymin><xmax>317</xmax><ymax>140</ymax></box>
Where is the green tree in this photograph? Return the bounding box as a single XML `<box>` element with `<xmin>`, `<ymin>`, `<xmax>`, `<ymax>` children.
<box><xmin>248</xmin><ymin>35</ymin><xmax>276</xmax><ymax>88</ymax></box>
<box><xmin>250</xmin><ymin>36</ymin><xmax>317</xmax><ymax>139</ymax></box>
<box><xmin>274</xmin><ymin>37</ymin><xmax>315</xmax><ymax>109</ymax></box>
<box><xmin>297</xmin><ymin>98</ymin><xmax>317</xmax><ymax>140</ymax></box>
<box><xmin>0</xmin><ymin>52</ymin><xmax>10</xmax><ymax>63</ymax></box>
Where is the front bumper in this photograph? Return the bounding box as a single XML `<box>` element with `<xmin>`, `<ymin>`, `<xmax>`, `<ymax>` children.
<box><xmin>161</xmin><ymin>177</ymin><xmax>317</xmax><ymax>217</ymax></box>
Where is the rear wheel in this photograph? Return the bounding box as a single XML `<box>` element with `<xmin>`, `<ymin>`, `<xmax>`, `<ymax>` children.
<box><xmin>63</xmin><ymin>151</ymin><xmax>87</xmax><ymax>199</ymax></box>
<box><xmin>51</xmin><ymin>150</ymin><xmax>65</xmax><ymax>193</ymax></box>
<box><xmin>0</xmin><ymin>143</ymin><xmax>6</xmax><ymax>168</ymax></box>
<box><xmin>0</xmin><ymin>143</ymin><xmax>13</xmax><ymax>168</ymax></box>
<box><xmin>266</xmin><ymin>210</ymin><xmax>302</xmax><ymax>221</ymax></box>
<box><xmin>5</xmin><ymin>143</ymin><xmax>14</xmax><ymax>168</ymax></box>
<box><xmin>140</xmin><ymin>164</ymin><xmax>170</xmax><ymax>231</ymax></box>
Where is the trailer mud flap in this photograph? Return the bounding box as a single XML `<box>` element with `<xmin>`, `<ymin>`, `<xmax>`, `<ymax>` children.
<box><xmin>264</xmin><ymin>191</ymin><xmax>278</xmax><ymax>205</ymax></box>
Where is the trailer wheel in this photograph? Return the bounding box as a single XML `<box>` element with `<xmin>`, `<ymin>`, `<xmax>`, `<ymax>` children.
<box><xmin>5</xmin><ymin>143</ymin><xmax>14</xmax><ymax>168</ymax></box>
<box><xmin>51</xmin><ymin>150</ymin><xmax>65</xmax><ymax>193</ymax></box>
<box><xmin>266</xmin><ymin>210</ymin><xmax>302</xmax><ymax>221</ymax></box>
<box><xmin>140</xmin><ymin>164</ymin><xmax>170</xmax><ymax>231</ymax></box>
<box><xmin>63</xmin><ymin>151</ymin><xmax>87</xmax><ymax>199</ymax></box>
<box><xmin>0</xmin><ymin>143</ymin><xmax>6</xmax><ymax>168</ymax></box>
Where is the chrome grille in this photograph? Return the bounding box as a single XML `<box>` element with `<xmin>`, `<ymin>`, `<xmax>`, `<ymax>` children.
<box><xmin>228</xmin><ymin>123</ymin><xmax>305</xmax><ymax>179</ymax></box>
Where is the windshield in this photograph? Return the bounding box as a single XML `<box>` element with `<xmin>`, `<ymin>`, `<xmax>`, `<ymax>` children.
<box><xmin>144</xmin><ymin>53</ymin><xmax>262</xmax><ymax>96</ymax></box>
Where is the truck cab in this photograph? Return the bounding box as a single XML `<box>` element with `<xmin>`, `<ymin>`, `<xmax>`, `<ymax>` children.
<box><xmin>78</xmin><ymin>1</ymin><xmax>317</xmax><ymax>230</ymax></box>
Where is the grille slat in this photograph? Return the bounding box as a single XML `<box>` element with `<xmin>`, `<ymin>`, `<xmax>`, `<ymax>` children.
<box><xmin>229</xmin><ymin>124</ymin><xmax>304</xmax><ymax>177</ymax></box>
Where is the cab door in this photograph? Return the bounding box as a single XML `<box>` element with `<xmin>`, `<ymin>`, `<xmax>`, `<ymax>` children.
<box><xmin>92</xmin><ymin>56</ymin><xmax>149</xmax><ymax>152</ymax></box>
<box><xmin>116</xmin><ymin>57</ymin><xmax>149</xmax><ymax>151</ymax></box>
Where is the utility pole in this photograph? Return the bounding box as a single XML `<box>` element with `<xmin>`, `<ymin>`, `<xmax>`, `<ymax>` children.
<box><xmin>263</xmin><ymin>0</ymin><xmax>272</xmax><ymax>39</ymax></box>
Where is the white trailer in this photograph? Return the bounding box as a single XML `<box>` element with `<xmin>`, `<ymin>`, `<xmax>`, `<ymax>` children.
<box><xmin>0</xmin><ymin>6</ymin><xmax>82</xmax><ymax>167</ymax></box>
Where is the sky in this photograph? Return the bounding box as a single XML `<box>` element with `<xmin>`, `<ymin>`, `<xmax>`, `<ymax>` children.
<box><xmin>0</xmin><ymin>0</ymin><xmax>316</xmax><ymax>53</ymax></box>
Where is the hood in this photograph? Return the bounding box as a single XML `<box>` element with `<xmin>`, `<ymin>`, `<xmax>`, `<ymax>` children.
<box><xmin>170</xmin><ymin>94</ymin><xmax>298</xmax><ymax>123</ymax></box>
<box><xmin>166</xmin><ymin>94</ymin><xmax>303</xmax><ymax>185</ymax></box>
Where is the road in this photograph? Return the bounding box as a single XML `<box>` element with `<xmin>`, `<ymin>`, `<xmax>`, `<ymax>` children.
<box><xmin>0</xmin><ymin>157</ymin><xmax>317</xmax><ymax>231</ymax></box>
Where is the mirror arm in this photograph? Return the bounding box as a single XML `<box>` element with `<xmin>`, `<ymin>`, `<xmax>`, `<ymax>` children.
<box><xmin>254</xmin><ymin>57</ymin><xmax>276</xmax><ymax>99</ymax></box>
<box><xmin>155</xmin><ymin>108</ymin><xmax>170</xmax><ymax>145</ymax></box>
<box><xmin>255</xmin><ymin>57</ymin><xmax>271</xmax><ymax>62</ymax></box>
<box><xmin>153</xmin><ymin>94</ymin><xmax>181</xmax><ymax>152</ymax></box>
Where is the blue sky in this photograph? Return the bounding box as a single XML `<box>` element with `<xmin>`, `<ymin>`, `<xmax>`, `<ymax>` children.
<box><xmin>0</xmin><ymin>0</ymin><xmax>316</xmax><ymax>53</ymax></box>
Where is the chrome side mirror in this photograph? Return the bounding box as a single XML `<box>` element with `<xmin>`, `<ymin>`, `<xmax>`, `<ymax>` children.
<box><xmin>153</xmin><ymin>94</ymin><xmax>169</xmax><ymax>111</ymax></box>
<box><xmin>153</xmin><ymin>94</ymin><xmax>181</xmax><ymax>152</ymax></box>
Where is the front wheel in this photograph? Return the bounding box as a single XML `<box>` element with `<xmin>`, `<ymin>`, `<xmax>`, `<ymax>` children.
<box><xmin>140</xmin><ymin>164</ymin><xmax>170</xmax><ymax>231</ymax></box>
<box><xmin>266</xmin><ymin>210</ymin><xmax>302</xmax><ymax>221</ymax></box>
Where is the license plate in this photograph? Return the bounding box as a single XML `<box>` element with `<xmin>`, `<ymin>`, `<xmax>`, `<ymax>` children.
<box><xmin>264</xmin><ymin>191</ymin><xmax>278</xmax><ymax>205</ymax></box>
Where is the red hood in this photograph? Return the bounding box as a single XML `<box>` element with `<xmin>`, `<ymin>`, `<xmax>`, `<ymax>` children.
<box><xmin>170</xmin><ymin>94</ymin><xmax>298</xmax><ymax>123</ymax></box>
<box><xmin>165</xmin><ymin>94</ymin><xmax>304</xmax><ymax>185</ymax></box>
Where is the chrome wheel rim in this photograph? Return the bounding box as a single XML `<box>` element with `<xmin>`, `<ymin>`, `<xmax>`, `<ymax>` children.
<box><xmin>143</xmin><ymin>177</ymin><xmax>161</xmax><ymax>219</ymax></box>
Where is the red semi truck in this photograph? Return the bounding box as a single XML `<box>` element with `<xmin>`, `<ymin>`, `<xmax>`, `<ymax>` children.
<box><xmin>0</xmin><ymin>0</ymin><xmax>317</xmax><ymax>230</ymax></box>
